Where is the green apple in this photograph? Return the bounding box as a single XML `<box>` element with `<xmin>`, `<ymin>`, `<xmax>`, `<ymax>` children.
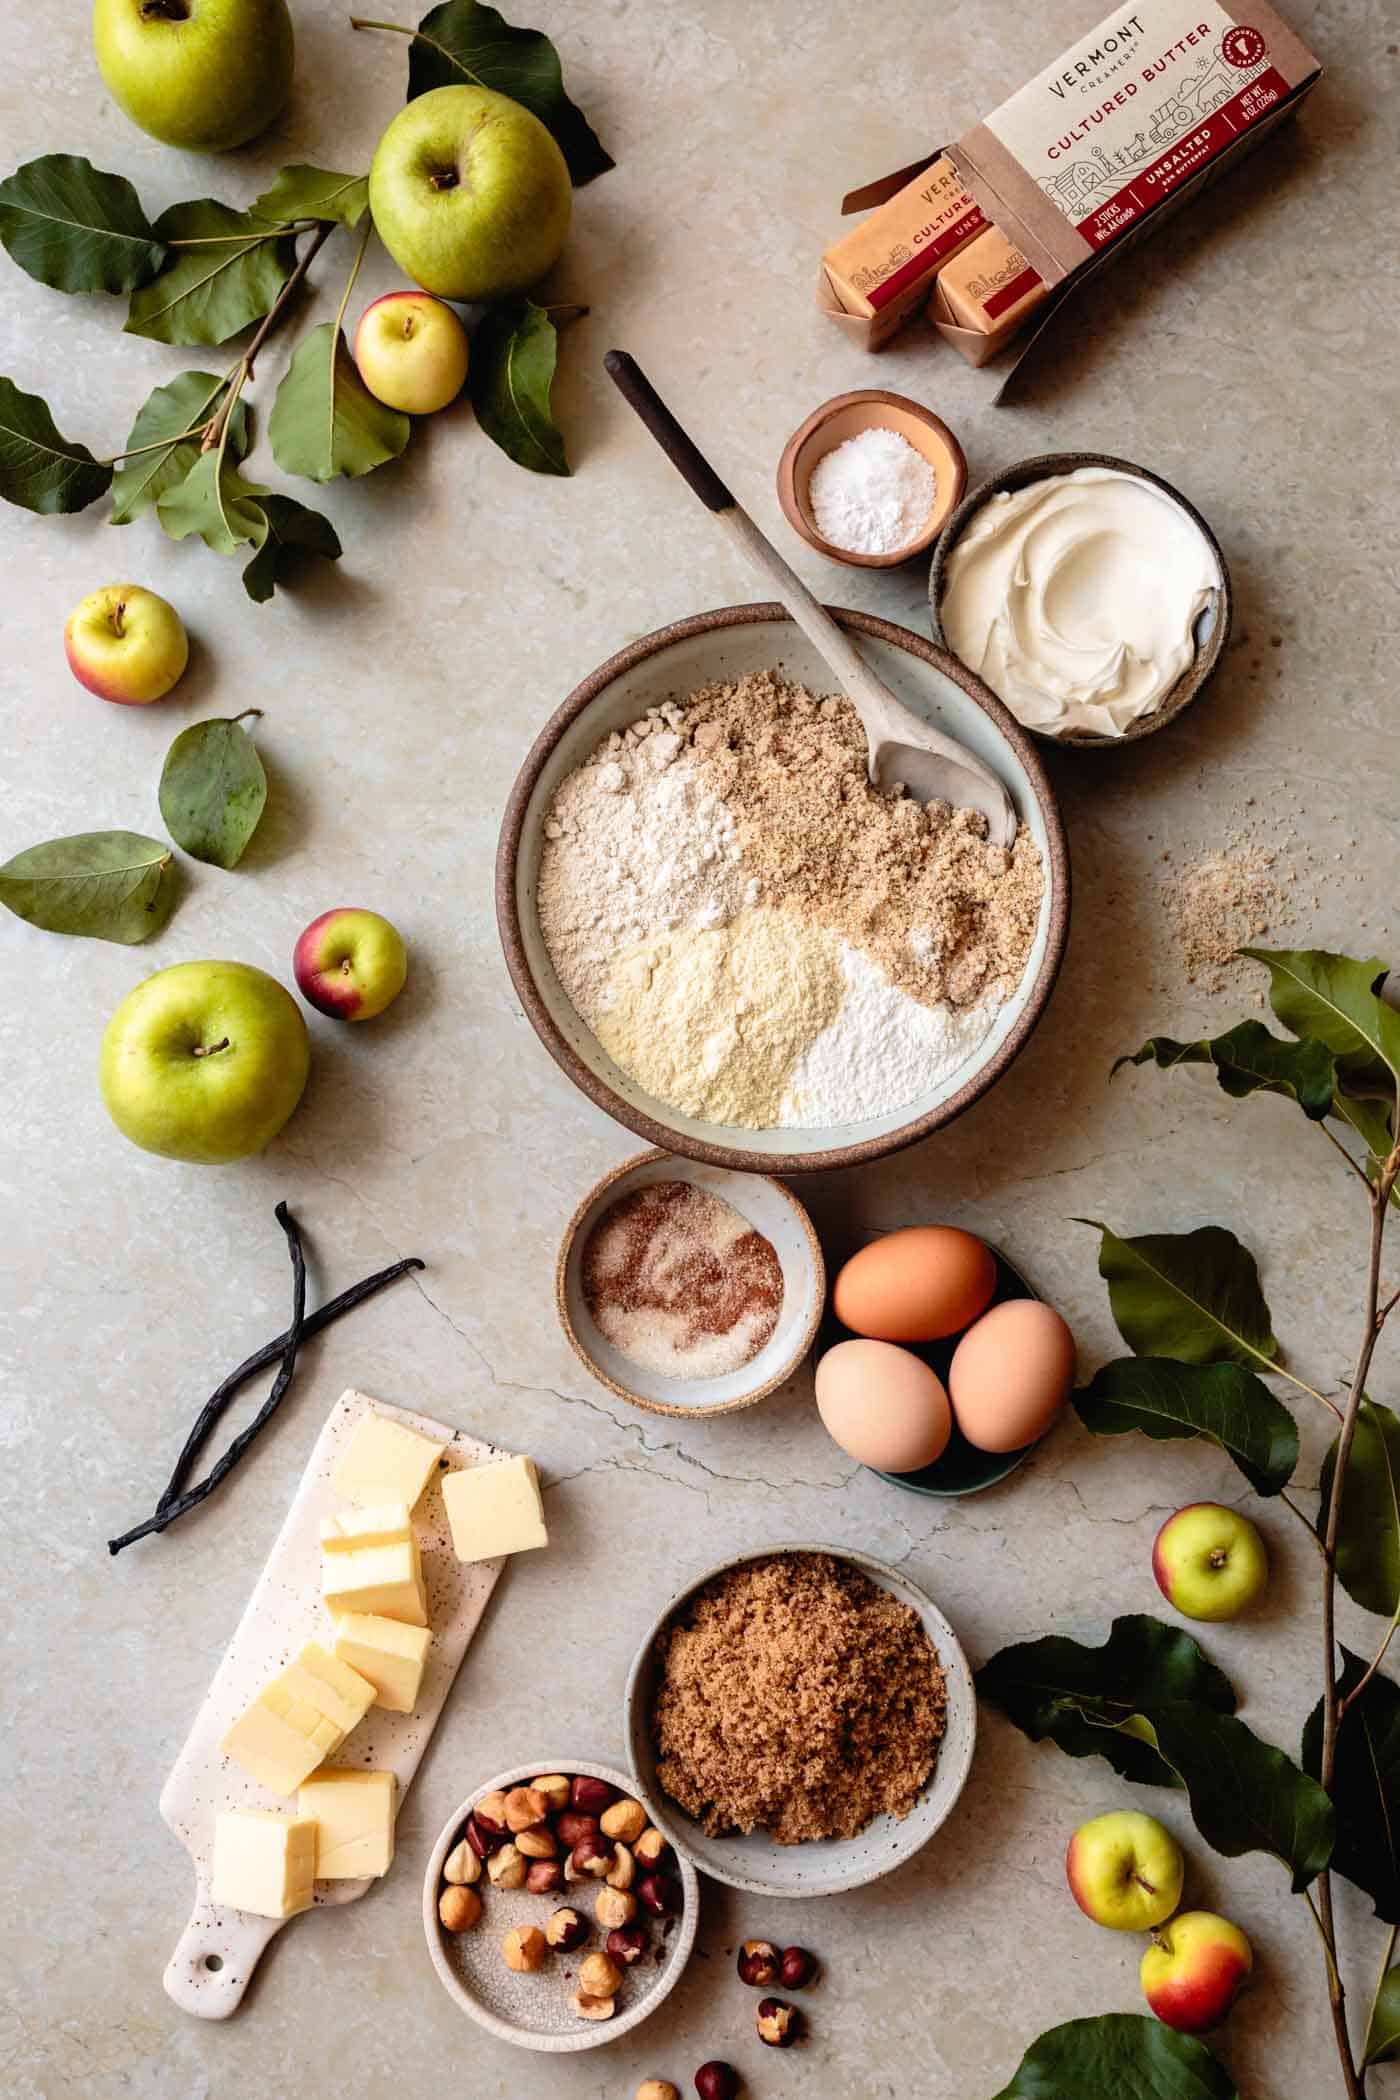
<box><xmin>1153</xmin><ymin>1503</ymin><xmax>1269</xmax><ymax>1621</ymax></box>
<box><xmin>354</xmin><ymin>292</ymin><xmax>469</xmax><ymax>415</ymax></box>
<box><xmin>1141</xmin><ymin>1911</ymin><xmax>1253</xmax><ymax>2033</ymax></box>
<box><xmin>101</xmin><ymin>961</ymin><xmax>309</xmax><ymax>1164</ymax></box>
<box><xmin>93</xmin><ymin>0</ymin><xmax>294</xmax><ymax>152</ymax></box>
<box><xmin>1066</xmin><ymin>1810</ymin><xmax>1184</xmax><ymax>1932</ymax></box>
<box><xmin>65</xmin><ymin>583</ymin><xmax>188</xmax><ymax>704</ymax></box>
<box><xmin>367</xmin><ymin>86</ymin><xmax>571</xmax><ymax>303</ymax></box>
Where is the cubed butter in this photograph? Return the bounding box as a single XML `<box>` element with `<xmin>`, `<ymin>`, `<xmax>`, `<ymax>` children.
<box><xmin>320</xmin><ymin>1502</ymin><xmax>427</xmax><ymax>1625</ymax></box>
<box><xmin>298</xmin><ymin>1766</ymin><xmax>397</xmax><ymax>1879</ymax></box>
<box><xmin>441</xmin><ymin>1456</ymin><xmax>548</xmax><ymax>1564</ymax></box>
<box><xmin>332</xmin><ymin>1409</ymin><xmax>446</xmax><ymax>1512</ymax></box>
<box><xmin>210</xmin><ymin>1809</ymin><xmax>317</xmax><ymax>1918</ymax></box>
<box><xmin>320</xmin><ymin>1501</ymin><xmax>415</xmax><ymax>1550</ymax></box>
<box><xmin>221</xmin><ymin>1641</ymin><xmax>377</xmax><ymax>1795</ymax></box>
<box><xmin>333</xmin><ymin>1612</ymin><xmax>431</xmax><ymax>1714</ymax></box>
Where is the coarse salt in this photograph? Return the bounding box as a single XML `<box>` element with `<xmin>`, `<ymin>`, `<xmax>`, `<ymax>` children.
<box><xmin>808</xmin><ymin>426</ymin><xmax>937</xmax><ymax>556</ymax></box>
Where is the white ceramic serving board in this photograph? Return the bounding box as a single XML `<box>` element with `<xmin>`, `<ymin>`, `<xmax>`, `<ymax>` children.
<box><xmin>161</xmin><ymin>1388</ymin><xmax>509</xmax><ymax>2019</ymax></box>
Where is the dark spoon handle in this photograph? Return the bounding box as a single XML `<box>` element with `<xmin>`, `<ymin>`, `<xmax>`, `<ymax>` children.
<box><xmin>604</xmin><ymin>349</ymin><xmax>736</xmax><ymax>514</ymax></box>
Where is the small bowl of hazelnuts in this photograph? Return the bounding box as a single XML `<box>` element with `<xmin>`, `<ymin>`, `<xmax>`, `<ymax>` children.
<box><xmin>423</xmin><ymin>1757</ymin><xmax>700</xmax><ymax>2051</ymax></box>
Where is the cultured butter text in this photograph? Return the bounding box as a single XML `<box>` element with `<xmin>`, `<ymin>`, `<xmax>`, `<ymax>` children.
<box><xmin>1047</xmin><ymin>22</ymin><xmax>1211</xmax><ymax>155</ymax></box>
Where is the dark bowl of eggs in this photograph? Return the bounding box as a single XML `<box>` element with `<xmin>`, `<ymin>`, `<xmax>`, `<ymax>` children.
<box><xmin>814</xmin><ymin>1226</ymin><xmax>1075</xmax><ymax>1496</ymax></box>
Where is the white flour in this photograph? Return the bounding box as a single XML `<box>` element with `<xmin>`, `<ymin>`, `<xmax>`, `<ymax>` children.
<box><xmin>808</xmin><ymin>426</ymin><xmax>937</xmax><ymax>556</ymax></box>
<box><xmin>780</xmin><ymin>941</ymin><xmax>996</xmax><ymax>1127</ymax></box>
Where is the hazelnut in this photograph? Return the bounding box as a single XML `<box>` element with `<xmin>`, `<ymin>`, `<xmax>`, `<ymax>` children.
<box><xmin>570</xmin><ymin>1991</ymin><xmax>616</xmax><ymax>2022</ymax></box>
<box><xmin>757</xmin><ymin>1998</ymin><xmax>800</xmax><ymax>2048</ymax></box>
<box><xmin>502</xmin><ymin>1925</ymin><xmax>548</xmax><ymax>1974</ymax></box>
<box><xmin>571</xmin><ymin>1832</ymin><xmax>615</xmax><ymax>1879</ymax></box>
<box><xmin>570</xmin><ymin>1774</ymin><xmax>617</xmax><ymax>1817</ymax></box>
<box><xmin>608</xmin><ymin>1925</ymin><xmax>648</xmax><ymax>1968</ymax></box>
<box><xmin>779</xmin><ymin>1945</ymin><xmax>818</xmax><ymax>1991</ymax></box>
<box><xmin>637</xmin><ymin>1870</ymin><xmax>682</xmax><ymax>1917</ymax></box>
<box><xmin>544</xmin><ymin>1907</ymin><xmax>588</xmax><ymax>1951</ymax></box>
<box><xmin>578</xmin><ymin>1950</ymin><xmax>624</xmax><ymax>1998</ymax></box>
<box><xmin>600</xmin><ymin>1797</ymin><xmax>648</xmax><ymax>1844</ymax></box>
<box><xmin>437</xmin><ymin>1884</ymin><xmax>482</xmax><ymax>1932</ymax></box>
<box><xmin>487</xmin><ymin>1843</ymin><xmax>527</xmax><ymax>1890</ymax></box>
<box><xmin>736</xmin><ymin>1938</ymin><xmax>781</xmax><ymax>1988</ymax></box>
<box><xmin>637</xmin><ymin>2084</ymin><xmax>680</xmax><ymax>2100</ymax></box>
<box><xmin>556</xmin><ymin>1811</ymin><xmax>601</xmax><ymax>1851</ymax></box>
<box><xmin>532</xmin><ymin>1773</ymin><xmax>571</xmax><ymax>1814</ymax></box>
<box><xmin>473</xmin><ymin>1789</ymin><xmax>508</xmax><ymax>1836</ymax></box>
<box><xmin>634</xmin><ymin>1826</ymin><xmax>671</xmax><ymax>1869</ymax></box>
<box><xmin>442</xmin><ymin>1839</ymin><xmax>481</xmax><ymax>1886</ymax></box>
<box><xmin>694</xmin><ymin>2064</ymin><xmax>740</xmax><ymax>2100</ymax></box>
<box><xmin>606</xmin><ymin>1843</ymin><xmax>636</xmax><ymax>1891</ymax></box>
<box><xmin>515</xmin><ymin>1823</ymin><xmax>558</xmax><ymax>1860</ymax></box>
<box><xmin>504</xmin><ymin>1785</ymin><xmax>549</xmax><ymax>1833</ymax></box>
<box><xmin>464</xmin><ymin>1816</ymin><xmax>496</xmax><ymax>1859</ymax></box>
<box><xmin>525</xmin><ymin>1859</ymin><xmax>564</xmax><ymax>1896</ymax></box>
<box><xmin>595</xmin><ymin>1885</ymin><xmax>637</xmax><ymax>1930</ymax></box>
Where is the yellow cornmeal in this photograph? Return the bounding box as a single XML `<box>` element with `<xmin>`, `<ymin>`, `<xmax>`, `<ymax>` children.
<box><xmin>596</xmin><ymin>907</ymin><xmax>844</xmax><ymax>1127</ymax></box>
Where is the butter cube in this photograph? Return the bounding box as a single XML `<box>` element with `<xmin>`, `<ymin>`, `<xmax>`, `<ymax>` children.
<box><xmin>210</xmin><ymin>1809</ymin><xmax>317</xmax><ymax>1918</ymax></box>
<box><xmin>320</xmin><ymin>1501</ymin><xmax>415</xmax><ymax>1550</ymax></box>
<box><xmin>298</xmin><ymin>1766</ymin><xmax>397</xmax><ymax>1879</ymax></box>
<box><xmin>320</xmin><ymin>1502</ymin><xmax>427</xmax><ymax>1625</ymax></box>
<box><xmin>333</xmin><ymin>1612</ymin><xmax>431</xmax><ymax>1714</ymax></box>
<box><xmin>221</xmin><ymin>1642</ymin><xmax>377</xmax><ymax>1795</ymax></box>
<box><xmin>333</xmin><ymin>1408</ymin><xmax>446</xmax><ymax>1512</ymax></box>
<box><xmin>441</xmin><ymin>1456</ymin><xmax>548</xmax><ymax>1564</ymax></box>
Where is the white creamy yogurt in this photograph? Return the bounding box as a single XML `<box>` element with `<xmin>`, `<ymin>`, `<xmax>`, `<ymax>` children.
<box><xmin>941</xmin><ymin>466</ymin><xmax>1220</xmax><ymax>738</ymax></box>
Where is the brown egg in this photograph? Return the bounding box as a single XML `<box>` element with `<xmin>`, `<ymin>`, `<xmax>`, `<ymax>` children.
<box><xmin>949</xmin><ymin>1300</ymin><xmax>1076</xmax><ymax>1452</ymax></box>
<box><xmin>833</xmin><ymin>1226</ymin><xmax>996</xmax><ymax>1343</ymax></box>
<box><xmin>815</xmin><ymin>1338</ymin><xmax>952</xmax><ymax>1474</ymax></box>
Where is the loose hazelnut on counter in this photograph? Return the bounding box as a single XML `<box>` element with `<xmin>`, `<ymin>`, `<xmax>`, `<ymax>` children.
<box><xmin>601</xmin><ymin>1797</ymin><xmax>648</xmax><ymax>1845</ymax></box>
<box><xmin>438</xmin><ymin>1884</ymin><xmax>482</xmax><ymax>1932</ymax></box>
<box><xmin>736</xmin><ymin>1939</ymin><xmax>781</xmax><ymax>1988</ymax></box>
<box><xmin>502</xmin><ymin>1925</ymin><xmax>548</xmax><ymax>1974</ymax></box>
<box><xmin>757</xmin><ymin>1998</ymin><xmax>800</xmax><ymax>2048</ymax></box>
<box><xmin>637</xmin><ymin>1870</ymin><xmax>682</xmax><ymax>1917</ymax></box>
<box><xmin>634</xmin><ymin>1827</ymin><xmax>671</xmax><ymax>1870</ymax></box>
<box><xmin>570</xmin><ymin>1774</ymin><xmax>618</xmax><ymax>1817</ymax></box>
<box><xmin>606</xmin><ymin>1843</ymin><xmax>636</xmax><ymax>1891</ymax></box>
<box><xmin>779</xmin><ymin>1945</ymin><xmax>818</xmax><ymax>1990</ymax></box>
<box><xmin>526</xmin><ymin>1859</ymin><xmax>564</xmax><ymax>1896</ymax></box>
<box><xmin>557</xmin><ymin>1811</ymin><xmax>600</xmax><ymax>1851</ymax></box>
<box><xmin>637</xmin><ymin>2083</ymin><xmax>680</xmax><ymax>2100</ymax></box>
<box><xmin>504</xmin><ymin>1785</ymin><xmax>550</xmax><ymax>1833</ymax></box>
<box><xmin>474</xmin><ymin>1789</ymin><xmax>509</xmax><ymax>1836</ymax></box>
<box><xmin>608</xmin><ymin>1925</ymin><xmax>648</xmax><ymax>1968</ymax></box>
<box><xmin>487</xmin><ymin>1843</ymin><xmax>527</xmax><ymax>1890</ymax></box>
<box><xmin>516</xmin><ymin>1824</ymin><xmax>558</xmax><ymax>1860</ymax></box>
<box><xmin>443</xmin><ymin>1839</ymin><xmax>482</xmax><ymax>1886</ymax></box>
<box><xmin>694</xmin><ymin>2063</ymin><xmax>740</xmax><ymax>2100</ymax></box>
<box><xmin>545</xmin><ymin>1907</ymin><xmax>589</xmax><ymax>1952</ymax></box>
<box><xmin>571</xmin><ymin>1832</ymin><xmax>615</xmax><ymax>1880</ymax></box>
<box><xmin>595</xmin><ymin>1885</ymin><xmax>637</xmax><ymax>1930</ymax></box>
<box><xmin>533</xmin><ymin>1773</ymin><xmax>572</xmax><ymax>1814</ymax></box>
<box><xmin>570</xmin><ymin>1991</ymin><xmax>616</xmax><ymax>2022</ymax></box>
<box><xmin>578</xmin><ymin>1950</ymin><xmax>624</xmax><ymax>1998</ymax></box>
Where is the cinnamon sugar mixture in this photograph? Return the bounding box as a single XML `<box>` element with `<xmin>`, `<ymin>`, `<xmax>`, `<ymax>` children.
<box><xmin>651</xmin><ymin>1551</ymin><xmax>947</xmax><ymax>1844</ymax></box>
<box><xmin>582</xmin><ymin>1180</ymin><xmax>783</xmax><ymax>1379</ymax></box>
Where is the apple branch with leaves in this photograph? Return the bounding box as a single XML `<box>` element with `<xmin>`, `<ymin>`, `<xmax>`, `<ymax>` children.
<box><xmin>978</xmin><ymin>948</ymin><xmax>1400</xmax><ymax>2100</ymax></box>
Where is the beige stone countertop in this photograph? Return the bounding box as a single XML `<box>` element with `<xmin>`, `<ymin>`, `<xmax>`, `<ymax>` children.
<box><xmin>2</xmin><ymin>1</ymin><xmax>1398</xmax><ymax>2095</ymax></box>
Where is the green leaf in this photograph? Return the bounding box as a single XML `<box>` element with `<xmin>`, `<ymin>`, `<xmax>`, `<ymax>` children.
<box><xmin>468</xmin><ymin>297</ymin><xmax>568</xmax><ymax>474</ymax></box>
<box><xmin>1303</xmin><ymin>1650</ymin><xmax>1400</xmax><ymax>1923</ymax></box>
<box><xmin>1365</xmin><ymin>1964</ymin><xmax>1400</xmax><ymax>2067</ymax></box>
<box><xmin>1318</xmin><ymin>1401</ymin><xmax>1400</xmax><ymax>1615</ymax></box>
<box><xmin>404</xmin><ymin>0</ymin><xmax>613</xmax><ymax>185</ymax></box>
<box><xmin>0</xmin><ymin>832</ymin><xmax>177</xmax><ymax>944</ymax></box>
<box><xmin>242</xmin><ymin>492</ymin><xmax>341</xmax><ymax>603</ymax></box>
<box><xmin>158</xmin><ymin>717</ymin><xmax>267</xmax><ymax>869</ymax></box>
<box><xmin>1148</xmin><ymin>1705</ymin><xmax>1333</xmax><ymax>1890</ymax></box>
<box><xmin>1075</xmin><ymin>1358</ymin><xmax>1299</xmax><ymax>1496</ymax></box>
<box><xmin>268</xmin><ymin>323</ymin><xmax>410</xmax><ymax>483</ymax></box>
<box><xmin>156</xmin><ymin>453</ymin><xmax>269</xmax><ymax>557</ymax></box>
<box><xmin>991</xmin><ymin>2014</ymin><xmax>1239</xmax><ymax>2100</ymax></box>
<box><xmin>1116</xmin><ymin>1020</ymin><xmax>1336</xmax><ymax>1119</ymax></box>
<box><xmin>109</xmin><ymin>370</ymin><xmax>247</xmax><ymax>526</ymax></box>
<box><xmin>251</xmin><ymin>164</ymin><xmax>370</xmax><ymax>228</ymax></box>
<box><xmin>125</xmin><ymin>199</ymin><xmax>295</xmax><ymax>347</ymax></box>
<box><xmin>1243</xmin><ymin>946</ymin><xmax>1400</xmax><ymax>1086</ymax></box>
<box><xmin>1334</xmin><ymin>1089</ymin><xmax>1397</xmax><ymax>1169</ymax></box>
<box><xmin>0</xmin><ymin>375</ymin><xmax>111</xmax><ymax>514</ymax></box>
<box><xmin>1083</xmin><ymin>1221</ymin><xmax>1278</xmax><ymax>1371</ymax></box>
<box><xmin>0</xmin><ymin>153</ymin><xmax>165</xmax><ymax>295</ymax></box>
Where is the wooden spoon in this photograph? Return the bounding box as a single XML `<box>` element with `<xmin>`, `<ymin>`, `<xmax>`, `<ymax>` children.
<box><xmin>604</xmin><ymin>350</ymin><xmax>1017</xmax><ymax>849</ymax></box>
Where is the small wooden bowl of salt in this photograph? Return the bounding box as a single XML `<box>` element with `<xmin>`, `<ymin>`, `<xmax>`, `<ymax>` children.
<box><xmin>777</xmin><ymin>390</ymin><xmax>967</xmax><ymax>570</ymax></box>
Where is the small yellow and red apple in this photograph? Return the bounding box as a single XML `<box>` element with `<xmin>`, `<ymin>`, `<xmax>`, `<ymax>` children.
<box><xmin>1141</xmin><ymin>1910</ymin><xmax>1253</xmax><ymax>2032</ymax></box>
<box><xmin>65</xmin><ymin>584</ymin><xmax>188</xmax><ymax>705</ymax></box>
<box><xmin>1066</xmin><ymin>1810</ymin><xmax>1184</xmax><ymax>1932</ymax></box>
<box><xmin>294</xmin><ymin>909</ymin><xmax>407</xmax><ymax>1021</ymax></box>
<box><xmin>354</xmin><ymin>292</ymin><xmax>470</xmax><ymax>414</ymax></box>
<box><xmin>1153</xmin><ymin>1503</ymin><xmax>1269</xmax><ymax>1622</ymax></box>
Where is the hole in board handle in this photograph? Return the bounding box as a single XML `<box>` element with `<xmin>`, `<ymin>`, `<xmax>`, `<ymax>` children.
<box><xmin>203</xmin><ymin>1954</ymin><xmax>224</xmax><ymax>1973</ymax></box>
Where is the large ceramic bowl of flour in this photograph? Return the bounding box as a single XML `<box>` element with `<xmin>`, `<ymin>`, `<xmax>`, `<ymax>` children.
<box><xmin>495</xmin><ymin>603</ymin><xmax>1068</xmax><ymax>1174</ymax></box>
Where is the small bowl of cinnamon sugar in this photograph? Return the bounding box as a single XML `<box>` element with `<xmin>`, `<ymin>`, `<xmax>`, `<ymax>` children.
<box><xmin>556</xmin><ymin>1149</ymin><xmax>825</xmax><ymax>1417</ymax></box>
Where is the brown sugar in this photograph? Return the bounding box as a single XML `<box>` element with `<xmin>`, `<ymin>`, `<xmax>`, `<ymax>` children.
<box><xmin>650</xmin><ymin>1551</ymin><xmax>946</xmax><ymax>1844</ymax></box>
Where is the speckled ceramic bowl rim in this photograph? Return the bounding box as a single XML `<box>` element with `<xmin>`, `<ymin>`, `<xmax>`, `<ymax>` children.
<box><xmin>623</xmin><ymin>1542</ymin><xmax>977</xmax><ymax>1898</ymax></box>
<box><xmin>776</xmin><ymin>390</ymin><xmax>969</xmax><ymax>569</ymax></box>
<box><xmin>494</xmin><ymin>600</ymin><xmax>1070</xmax><ymax>1175</ymax></box>
<box><xmin>928</xmin><ymin>451</ymin><xmax>1233</xmax><ymax>748</ymax></box>
<box><xmin>554</xmin><ymin>1149</ymin><xmax>826</xmax><ymax>1418</ymax></box>
<box><xmin>422</xmin><ymin>1755</ymin><xmax>699</xmax><ymax>2052</ymax></box>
